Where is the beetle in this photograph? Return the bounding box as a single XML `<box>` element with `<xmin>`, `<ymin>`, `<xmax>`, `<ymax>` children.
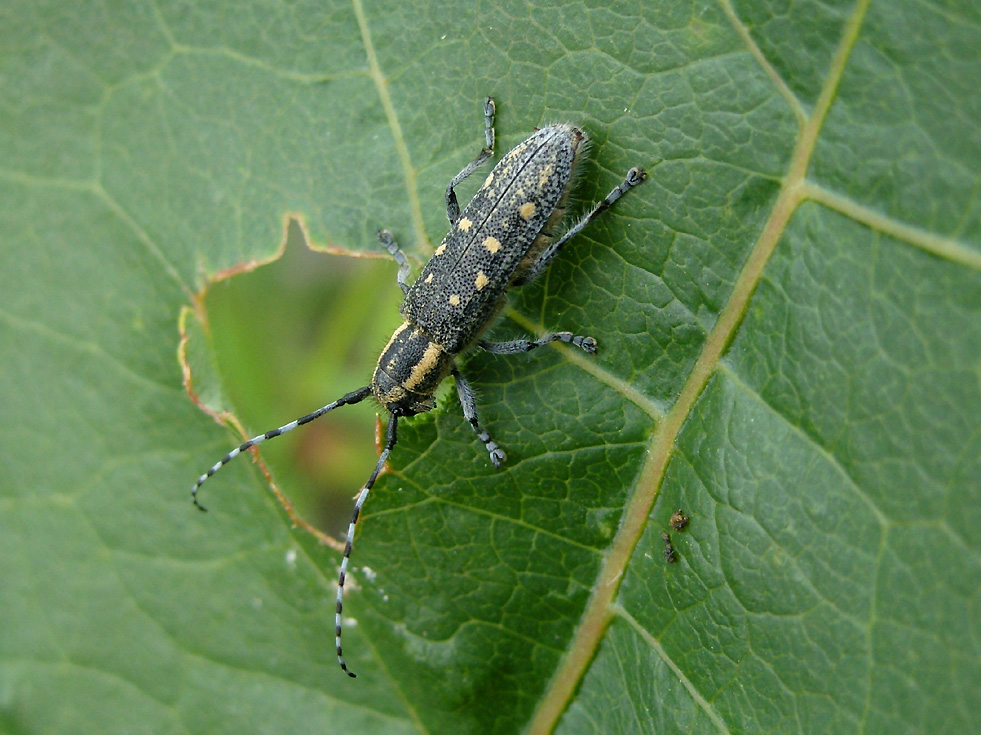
<box><xmin>191</xmin><ymin>97</ymin><xmax>645</xmax><ymax>677</ymax></box>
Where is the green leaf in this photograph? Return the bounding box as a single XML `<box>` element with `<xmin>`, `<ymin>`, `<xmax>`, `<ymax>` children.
<box><xmin>2</xmin><ymin>1</ymin><xmax>979</xmax><ymax>734</ymax></box>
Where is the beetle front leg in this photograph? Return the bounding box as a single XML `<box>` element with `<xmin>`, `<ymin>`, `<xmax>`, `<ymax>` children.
<box><xmin>377</xmin><ymin>229</ymin><xmax>411</xmax><ymax>295</ymax></box>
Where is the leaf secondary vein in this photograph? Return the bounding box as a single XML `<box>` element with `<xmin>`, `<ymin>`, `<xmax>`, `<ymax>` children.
<box><xmin>803</xmin><ymin>182</ymin><xmax>981</xmax><ymax>270</ymax></box>
<box><xmin>718</xmin><ymin>0</ymin><xmax>807</xmax><ymax>128</ymax></box>
<box><xmin>615</xmin><ymin>604</ymin><xmax>732</xmax><ymax>734</ymax></box>
<box><xmin>352</xmin><ymin>0</ymin><xmax>429</xmax><ymax>254</ymax></box>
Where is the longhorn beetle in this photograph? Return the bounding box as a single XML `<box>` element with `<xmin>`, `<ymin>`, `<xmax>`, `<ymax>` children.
<box><xmin>191</xmin><ymin>97</ymin><xmax>645</xmax><ymax>677</ymax></box>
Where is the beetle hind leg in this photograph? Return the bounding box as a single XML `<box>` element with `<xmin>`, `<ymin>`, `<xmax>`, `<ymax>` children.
<box><xmin>445</xmin><ymin>97</ymin><xmax>497</xmax><ymax>224</ymax></box>
<box><xmin>515</xmin><ymin>166</ymin><xmax>646</xmax><ymax>286</ymax></box>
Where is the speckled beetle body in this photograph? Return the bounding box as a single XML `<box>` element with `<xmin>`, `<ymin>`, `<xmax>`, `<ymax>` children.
<box><xmin>190</xmin><ymin>97</ymin><xmax>645</xmax><ymax>678</ymax></box>
<box><xmin>402</xmin><ymin>124</ymin><xmax>584</xmax><ymax>351</ymax></box>
<box><xmin>374</xmin><ymin>122</ymin><xmax>593</xmax><ymax>417</ymax></box>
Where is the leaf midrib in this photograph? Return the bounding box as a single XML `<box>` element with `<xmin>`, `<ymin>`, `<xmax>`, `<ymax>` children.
<box><xmin>528</xmin><ymin>0</ymin><xmax>874</xmax><ymax>732</ymax></box>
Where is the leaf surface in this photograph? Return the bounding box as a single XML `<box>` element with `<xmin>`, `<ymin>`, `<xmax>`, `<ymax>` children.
<box><xmin>1</xmin><ymin>1</ymin><xmax>979</xmax><ymax>734</ymax></box>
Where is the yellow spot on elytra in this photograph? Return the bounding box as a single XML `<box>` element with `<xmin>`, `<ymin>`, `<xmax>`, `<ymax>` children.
<box><xmin>538</xmin><ymin>164</ymin><xmax>554</xmax><ymax>189</ymax></box>
<box><xmin>483</xmin><ymin>236</ymin><xmax>501</xmax><ymax>254</ymax></box>
<box><xmin>449</xmin><ymin>294</ymin><xmax>461</xmax><ymax>306</ymax></box>
<box><xmin>481</xmin><ymin>173</ymin><xmax>493</xmax><ymax>189</ymax></box>
<box><xmin>458</xmin><ymin>217</ymin><xmax>473</xmax><ymax>232</ymax></box>
<box><xmin>475</xmin><ymin>271</ymin><xmax>489</xmax><ymax>290</ymax></box>
<box><xmin>425</xmin><ymin>273</ymin><xmax>434</xmax><ymax>283</ymax></box>
<box><xmin>435</xmin><ymin>243</ymin><xmax>447</xmax><ymax>256</ymax></box>
<box><xmin>519</xmin><ymin>202</ymin><xmax>536</xmax><ymax>220</ymax></box>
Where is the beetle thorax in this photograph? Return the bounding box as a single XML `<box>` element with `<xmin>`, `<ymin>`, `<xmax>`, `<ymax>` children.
<box><xmin>371</xmin><ymin>321</ymin><xmax>454</xmax><ymax>415</ymax></box>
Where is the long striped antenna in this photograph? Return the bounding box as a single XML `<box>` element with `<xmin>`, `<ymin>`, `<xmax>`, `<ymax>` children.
<box><xmin>190</xmin><ymin>385</ymin><xmax>372</xmax><ymax>511</ymax></box>
<box><xmin>336</xmin><ymin>412</ymin><xmax>398</xmax><ymax>677</ymax></box>
<box><xmin>191</xmin><ymin>383</ymin><xmax>397</xmax><ymax>678</ymax></box>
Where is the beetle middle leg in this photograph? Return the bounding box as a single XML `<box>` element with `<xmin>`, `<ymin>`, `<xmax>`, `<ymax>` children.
<box><xmin>479</xmin><ymin>332</ymin><xmax>597</xmax><ymax>355</ymax></box>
